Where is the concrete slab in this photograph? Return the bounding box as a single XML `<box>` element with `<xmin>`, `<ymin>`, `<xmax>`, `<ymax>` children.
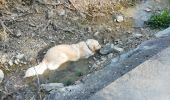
<box><xmin>89</xmin><ymin>47</ymin><xmax>170</xmax><ymax>100</ymax></box>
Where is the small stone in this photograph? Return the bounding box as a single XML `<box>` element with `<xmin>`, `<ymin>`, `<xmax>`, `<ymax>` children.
<box><xmin>94</xmin><ymin>31</ymin><xmax>99</xmax><ymax>37</ymax></box>
<box><xmin>87</xmin><ymin>27</ymin><xmax>92</xmax><ymax>33</ymax></box>
<box><xmin>0</xmin><ymin>55</ymin><xmax>8</xmax><ymax>64</ymax></box>
<box><xmin>16</xmin><ymin>54</ymin><xmax>24</xmax><ymax>60</ymax></box>
<box><xmin>113</xmin><ymin>46</ymin><xmax>124</xmax><ymax>52</ymax></box>
<box><xmin>14</xmin><ymin>59</ymin><xmax>19</xmax><ymax>65</ymax></box>
<box><xmin>57</xmin><ymin>9</ymin><xmax>65</xmax><ymax>16</ymax></box>
<box><xmin>0</xmin><ymin>69</ymin><xmax>4</xmax><ymax>83</ymax></box>
<box><xmin>75</xmin><ymin>80</ymin><xmax>81</xmax><ymax>85</ymax></box>
<box><xmin>100</xmin><ymin>43</ymin><xmax>114</xmax><ymax>55</ymax></box>
<box><xmin>46</xmin><ymin>10</ymin><xmax>54</xmax><ymax>19</ymax></box>
<box><xmin>96</xmin><ymin>61</ymin><xmax>101</xmax><ymax>65</ymax></box>
<box><xmin>144</xmin><ymin>7</ymin><xmax>151</xmax><ymax>12</ymax></box>
<box><xmin>133</xmin><ymin>33</ymin><xmax>143</xmax><ymax>38</ymax></box>
<box><xmin>108</xmin><ymin>53</ymin><xmax>113</xmax><ymax>59</ymax></box>
<box><xmin>116</xmin><ymin>15</ymin><xmax>124</xmax><ymax>23</ymax></box>
<box><xmin>16</xmin><ymin>30</ymin><xmax>22</xmax><ymax>37</ymax></box>
<box><xmin>125</xmin><ymin>66</ymin><xmax>129</xmax><ymax>68</ymax></box>
<box><xmin>41</xmin><ymin>83</ymin><xmax>64</xmax><ymax>91</ymax></box>
<box><xmin>101</xmin><ymin>57</ymin><xmax>107</xmax><ymax>62</ymax></box>
<box><xmin>92</xmin><ymin>64</ymin><xmax>99</xmax><ymax>68</ymax></box>
<box><xmin>8</xmin><ymin>60</ymin><xmax>13</xmax><ymax>66</ymax></box>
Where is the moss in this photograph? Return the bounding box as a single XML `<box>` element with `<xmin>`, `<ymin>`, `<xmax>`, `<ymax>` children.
<box><xmin>147</xmin><ymin>10</ymin><xmax>170</xmax><ymax>28</ymax></box>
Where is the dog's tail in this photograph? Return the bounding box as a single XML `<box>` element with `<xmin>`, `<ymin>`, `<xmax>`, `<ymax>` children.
<box><xmin>24</xmin><ymin>62</ymin><xmax>47</xmax><ymax>78</ymax></box>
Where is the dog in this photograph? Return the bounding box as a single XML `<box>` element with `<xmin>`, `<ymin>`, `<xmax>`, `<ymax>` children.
<box><xmin>24</xmin><ymin>39</ymin><xmax>101</xmax><ymax>77</ymax></box>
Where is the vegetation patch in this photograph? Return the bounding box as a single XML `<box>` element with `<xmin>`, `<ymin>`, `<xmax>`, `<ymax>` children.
<box><xmin>147</xmin><ymin>10</ymin><xmax>170</xmax><ymax>28</ymax></box>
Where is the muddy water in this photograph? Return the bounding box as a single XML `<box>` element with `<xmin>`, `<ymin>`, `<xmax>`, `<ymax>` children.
<box><xmin>41</xmin><ymin>59</ymin><xmax>91</xmax><ymax>86</ymax></box>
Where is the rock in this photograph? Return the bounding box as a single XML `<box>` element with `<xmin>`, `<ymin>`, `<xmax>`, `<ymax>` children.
<box><xmin>8</xmin><ymin>60</ymin><xmax>14</xmax><ymax>66</ymax></box>
<box><xmin>0</xmin><ymin>54</ymin><xmax>8</xmax><ymax>64</ymax></box>
<box><xmin>116</xmin><ymin>15</ymin><xmax>124</xmax><ymax>23</ymax></box>
<box><xmin>46</xmin><ymin>10</ymin><xmax>54</xmax><ymax>19</ymax></box>
<box><xmin>112</xmin><ymin>46</ymin><xmax>124</xmax><ymax>52</ymax></box>
<box><xmin>16</xmin><ymin>30</ymin><xmax>22</xmax><ymax>37</ymax></box>
<box><xmin>57</xmin><ymin>8</ymin><xmax>65</xmax><ymax>16</ymax></box>
<box><xmin>100</xmin><ymin>43</ymin><xmax>114</xmax><ymax>55</ymax></box>
<box><xmin>94</xmin><ymin>31</ymin><xmax>99</xmax><ymax>37</ymax></box>
<box><xmin>87</xmin><ymin>27</ymin><xmax>92</xmax><ymax>33</ymax></box>
<box><xmin>100</xmin><ymin>43</ymin><xmax>124</xmax><ymax>55</ymax></box>
<box><xmin>75</xmin><ymin>80</ymin><xmax>81</xmax><ymax>85</ymax></box>
<box><xmin>133</xmin><ymin>33</ymin><xmax>143</xmax><ymax>38</ymax></box>
<box><xmin>101</xmin><ymin>57</ymin><xmax>107</xmax><ymax>63</ymax></box>
<box><xmin>144</xmin><ymin>7</ymin><xmax>151</xmax><ymax>12</ymax></box>
<box><xmin>92</xmin><ymin>64</ymin><xmax>99</xmax><ymax>68</ymax></box>
<box><xmin>16</xmin><ymin>54</ymin><xmax>24</xmax><ymax>60</ymax></box>
<box><xmin>0</xmin><ymin>69</ymin><xmax>4</xmax><ymax>83</ymax></box>
<box><xmin>108</xmin><ymin>53</ymin><xmax>113</xmax><ymax>59</ymax></box>
<box><xmin>14</xmin><ymin>59</ymin><xmax>19</xmax><ymax>65</ymax></box>
<box><xmin>41</xmin><ymin>83</ymin><xmax>64</xmax><ymax>91</ymax></box>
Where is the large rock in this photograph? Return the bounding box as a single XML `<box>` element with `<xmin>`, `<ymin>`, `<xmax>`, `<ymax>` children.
<box><xmin>100</xmin><ymin>43</ymin><xmax>124</xmax><ymax>55</ymax></box>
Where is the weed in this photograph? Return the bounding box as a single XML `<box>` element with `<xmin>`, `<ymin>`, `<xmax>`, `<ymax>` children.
<box><xmin>63</xmin><ymin>79</ymin><xmax>74</xmax><ymax>86</ymax></box>
<box><xmin>147</xmin><ymin>10</ymin><xmax>170</xmax><ymax>28</ymax></box>
<box><xmin>75</xmin><ymin>71</ymin><xmax>83</xmax><ymax>77</ymax></box>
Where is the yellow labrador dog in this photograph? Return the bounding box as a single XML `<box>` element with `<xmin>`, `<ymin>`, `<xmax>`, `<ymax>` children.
<box><xmin>24</xmin><ymin>39</ymin><xmax>101</xmax><ymax>77</ymax></box>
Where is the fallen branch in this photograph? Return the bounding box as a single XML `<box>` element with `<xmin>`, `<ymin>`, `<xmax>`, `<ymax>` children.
<box><xmin>0</xmin><ymin>19</ymin><xmax>13</xmax><ymax>35</ymax></box>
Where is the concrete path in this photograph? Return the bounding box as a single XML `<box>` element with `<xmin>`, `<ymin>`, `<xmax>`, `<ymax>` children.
<box><xmin>89</xmin><ymin>47</ymin><xmax>170</xmax><ymax>100</ymax></box>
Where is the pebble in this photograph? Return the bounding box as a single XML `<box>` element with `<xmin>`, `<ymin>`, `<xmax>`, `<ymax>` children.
<box><xmin>16</xmin><ymin>54</ymin><xmax>24</xmax><ymax>60</ymax></box>
<box><xmin>144</xmin><ymin>7</ymin><xmax>152</xmax><ymax>12</ymax></box>
<box><xmin>46</xmin><ymin>10</ymin><xmax>54</xmax><ymax>19</ymax></box>
<box><xmin>58</xmin><ymin>9</ymin><xmax>65</xmax><ymax>16</ymax></box>
<box><xmin>92</xmin><ymin>64</ymin><xmax>99</xmax><ymax>68</ymax></box>
<box><xmin>0</xmin><ymin>55</ymin><xmax>7</xmax><ymax>64</ymax></box>
<box><xmin>16</xmin><ymin>30</ymin><xmax>22</xmax><ymax>37</ymax></box>
<box><xmin>99</xmin><ymin>43</ymin><xmax>114</xmax><ymax>55</ymax></box>
<box><xmin>94</xmin><ymin>31</ymin><xmax>99</xmax><ymax>37</ymax></box>
<box><xmin>116</xmin><ymin>15</ymin><xmax>124</xmax><ymax>23</ymax></box>
<box><xmin>113</xmin><ymin>46</ymin><xmax>124</xmax><ymax>52</ymax></box>
<box><xmin>133</xmin><ymin>33</ymin><xmax>143</xmax><ymax>38</ymax></box>
<box><xmin>14</xmin><ymin>59</ymin><xmax>19</xmax><ymax>65</ymax></box>
<box><xmin>8</xmin><ymin>60</ymin><xmax>13</xmax><ymax>66</ymax></box>
<box><xmin>108</xmin><ymin>53</ymin><xmax>113</xmax><ymax>59</ymax></box>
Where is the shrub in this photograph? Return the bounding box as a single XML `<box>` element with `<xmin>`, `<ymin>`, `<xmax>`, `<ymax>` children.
<box><xmin>147</xmin><ymin>10</ymin><xmax>170</xmax><ymax>28</ymax></box>
<box><xmin>63</xmin><ymin>79</ymin><xmax>74</xmax><ymax>86</ymax></box>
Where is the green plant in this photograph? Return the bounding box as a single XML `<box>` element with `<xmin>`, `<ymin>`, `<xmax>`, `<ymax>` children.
<box><xmin>75</xmin><ymin>71</ymin><xmax>83</xmax><ymax>77</ymax></box>
<box><xmin>63</xmin><ymin>79</ymin><xmax>74</xmax><ymax>86</ymax></box>
<box><xmin>147</xmin><ymin>10</ymin><xmax>170</xmax><ymax>28</ymax></box>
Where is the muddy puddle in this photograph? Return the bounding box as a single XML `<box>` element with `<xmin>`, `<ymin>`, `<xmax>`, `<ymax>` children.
<box><xmin>41</xmin><ymin>59</ymin><xmax>90</xmax><ymax>86</ymax></box>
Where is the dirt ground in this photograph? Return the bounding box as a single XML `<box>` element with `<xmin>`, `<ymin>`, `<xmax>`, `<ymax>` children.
<box><xmin>0</xmin><ymin>0</ymin><xmax>168</xmax><ymax>99</ymax></box>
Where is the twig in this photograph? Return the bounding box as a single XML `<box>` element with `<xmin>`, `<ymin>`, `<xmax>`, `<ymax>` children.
<box><xmin>0</xmin><ymin>19</ymin><xmax>13</xmax><ymax>35</ymax></box>
<box><xmin>42</xmin><ymin>20</ymin><xmax>51</xmax><ymax>32</ymax></box>
<box><xmin>33</xmin><ymin>67</ymin><xmax>42</xmax><ymax>100</ymax></box>
<box><xmin>36</xmin><ymin>0</ymin><xmax>64</xmax><ymax>6</ymax></box>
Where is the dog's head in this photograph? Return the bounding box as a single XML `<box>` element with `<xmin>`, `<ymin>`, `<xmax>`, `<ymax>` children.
<box><xmin>85</xmin><ymin>39</ymin><xmax>101</xmax><ymax>53</ymax></box>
